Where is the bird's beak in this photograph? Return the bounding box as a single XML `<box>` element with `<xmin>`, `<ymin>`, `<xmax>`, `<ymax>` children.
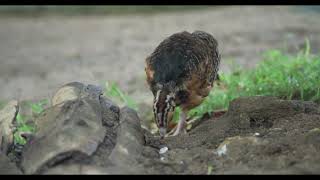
<box><xmin>159</xmin><ymin>127</ymin><xmax>167</xmax><ymax>138</ymax></box>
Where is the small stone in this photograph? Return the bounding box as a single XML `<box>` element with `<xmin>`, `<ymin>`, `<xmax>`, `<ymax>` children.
<box><xmin>159</xmin><ymin>146</ymin><xmax>168</xmax><ymax>154</ymax></box>
<box><xmin>216</xmin><ymin>144</ymin><xmax>227</xmax><ymax>156</ymax></box>
<box><xmin>51</xmin><ymin>82</ymin><xmax>84</xmax><ymax>106</ymax></box>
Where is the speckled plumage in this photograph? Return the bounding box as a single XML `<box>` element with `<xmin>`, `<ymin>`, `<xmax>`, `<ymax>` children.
<box><xmin>146</xmin><ymin>31</ymin><xmax>220</xmax><ymax>94</ymax></box>
<box><xmin>145</xmin><ymin>30</ymin><xmax>221</xmax><ymax>137</ymax></box>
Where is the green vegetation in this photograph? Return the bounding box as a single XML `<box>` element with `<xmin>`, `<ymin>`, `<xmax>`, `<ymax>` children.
<box><xmin>28</xmin><ymin>99</ymin><xmax>49</xmax><ymax>115</ymax></box>
<box><xmin>13</xmin><ymin>99</ymin><xmax>48</xmax><ymax>145</ymax></box>
<box><xmin>189</xmin><ymin>40</ymin><xmax>320</xmax><ymax>119</ymax></box>
<box><xmin>207</xmin><ymin>165</ymin><xmax>214</xmax><ymax>175</ymax></box>
<box><xmin>104</xmin><ymin>82</ymin><xmax>138</xmax><ymax>111</ymax></box>
<box><xmin>13</xmin><ymin>113</ymin><xmax>35</xmax><ymax>145</ymax></box>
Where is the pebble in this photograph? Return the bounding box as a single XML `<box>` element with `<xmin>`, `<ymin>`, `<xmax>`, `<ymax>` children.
<box><xmin>159</xmin><ymin>146</ymin><xmax>168</xmax><ymax>154</ymax></box>
<box><xmin>216</xmin><ymin>144</ymin><xmax>227</xmax><ymax>156</ymax></box>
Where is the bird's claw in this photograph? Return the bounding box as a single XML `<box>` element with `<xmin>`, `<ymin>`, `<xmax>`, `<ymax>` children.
<box><xmin>165</xmin><ymin>125</ymin><xmax>187</xmax><ymax>137</ymax></box>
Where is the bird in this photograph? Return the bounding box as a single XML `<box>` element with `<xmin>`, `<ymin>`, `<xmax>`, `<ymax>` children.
<box><xmin>145</xmin><ymin>30</ymin><xmax>221</xmax><ymax>139</ymax></box>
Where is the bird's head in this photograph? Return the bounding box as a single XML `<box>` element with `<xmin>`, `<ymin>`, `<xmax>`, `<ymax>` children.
<box><xmin>152</xmin><ymin>84</ymin><xmax>176</xmax><ymax>138</ymax></box>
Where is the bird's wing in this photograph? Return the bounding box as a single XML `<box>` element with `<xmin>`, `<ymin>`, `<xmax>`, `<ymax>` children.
<box><xmin>145</xmin><ymin>55</ymin><xmax>157</xmax><ymax>94</ymax></box>
<box><xmin>145</xmin><ymin>56</ymin><xmax>154</xmax><ymax>86</ymax></box>
<box><xmin>146</xmin><ymin>33</ymin><xmax>203</xmax><ymax>85</ymax></box>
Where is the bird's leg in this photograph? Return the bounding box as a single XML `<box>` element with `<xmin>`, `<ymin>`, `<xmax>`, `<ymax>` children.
<box><xmin>166</xmin><ymin>126</ymin><xmax>177</xmax><ymax>137</ymax></box>
<box><xmin>168</xmin><ymin>110</ymin><xmax>187</xmax><ymax>136</ymax></box>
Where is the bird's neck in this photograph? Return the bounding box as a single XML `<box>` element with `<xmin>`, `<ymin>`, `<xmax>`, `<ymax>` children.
<box><xmin>154</xmin><ymin>87</ymin><xmax>175</xmax><ymax>111</ymax></box>
<box><xmin>154</xmin><ymin>89</ymin><xmax>173</xmax><ymax>106</ymax></box>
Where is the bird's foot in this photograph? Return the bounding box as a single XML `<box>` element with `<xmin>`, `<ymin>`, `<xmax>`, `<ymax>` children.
<box><xmin>172</xmin><ymin>126</ymin><xmax>187</xmax><ymax>136</ymax></box>
<box><xmin>166</xmin><ymin>125</ymin><xmax>177</xmax><ymax>136</ymax></box>
<box><xmin>166</xmin><ymin>111</ymin><xmax>187</xmax><ymax>137</ymax></box>
<box><xmin>166</xmin><ymin>126</ymin><xmax>187</xmax><ymax>137</ymax></box>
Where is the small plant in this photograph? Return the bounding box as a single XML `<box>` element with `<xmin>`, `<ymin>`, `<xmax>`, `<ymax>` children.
<box><xmin>188</xmin><ymin>39</ymin><xmax>320</xmax><ymax>119</ymax></box>
<box><xmin>13</xmin><ymin>113</ymin><xmax>35</xmax><ymax>145</ymax></box>
<box><xmin>104</xmin><ymin>81</ymin><xmax>138</xmax><ymax>111</ymax></box>
<box><xmin>207</xmin><ymin>165</ymin><xmax>214</xmax><ymax>175</ymax></box>
<box><xmin>172</xmin><ymin>106</ymin><xmax>182</xmax><ymax>123</ymax></box>
<box><xmin>13</xmin><ymin>99</ymin><xmax>48</xmax><ymax>145</ymax></box>
<box><xmin>28</xmin><ymin>99</ymin><xmax>48</xmax><ymax>115</ymax></box>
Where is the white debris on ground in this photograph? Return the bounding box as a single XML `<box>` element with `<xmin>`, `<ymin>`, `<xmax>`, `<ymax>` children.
<box><xmin>159</xmin><ymin>146</ymin><xmax>169</xmax><ymax>161</ymax></box>
<box><xmin>254</xmin><ymin>132</ymin><xmax>260</xmax><ymax>136</ymax></box>
<box><xmin>216</xmin><ymin>144</ymin><xmax>227</xmax><ymax>156</ymax></box>
<box><xmin>159</xmin><ymin>146</ymin><xmax>168</xmax><ymax>154</ymax></box>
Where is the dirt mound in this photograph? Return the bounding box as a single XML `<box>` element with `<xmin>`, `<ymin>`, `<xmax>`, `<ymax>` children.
<box><xmin>145</xmin><ymin>96</ymin><xmax>320</xmax><ymax>174</ymax></box>
<box><xmin>0</xmin><ymin>82</ymin><xmax>320</xmax><ymax>174</ymax></box>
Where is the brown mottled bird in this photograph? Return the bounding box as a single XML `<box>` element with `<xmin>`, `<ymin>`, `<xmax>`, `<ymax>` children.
<box><xmin>145</xmin><ymin>31</ymin><xmax>221</xmax><ymax>138</ymax></box>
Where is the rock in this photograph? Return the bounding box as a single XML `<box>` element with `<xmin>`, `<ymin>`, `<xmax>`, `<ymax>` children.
<box><xmin>108</xmin><ymin>107</ymin><xmax>145</xmax><ymax>174</ymax></box>
<box><xmin>21</xmin><ymin>82</ymin><xmax>107</xmax><ymax>174</ymax></box>
<box><xmin>0</xmin><ymin>152</ymin><xmax>22</xmax><ymax>174</ymax></box>
<box><xmin>13</xmin><ymin>92</ymin><xmax>320</xmax><ymax>174</ymax></box>
<box><xmin>136</xmin><ymin>102</ymin><xmax>154</xmax><ymax>131</ymax></box>
<box><xmin>214</xmin><ymin>136</ymin><xmax>263</xmax><ymax>157</ymax></box>
<box><xmin>87</xmin><ymin>95</ymin><xmax>120</xmax><ymax>168</ymax></box>
<box><xmin>99</xmin><ymin>96</ymin><xmax>120</xmax><ymax>127</ymax></box>
<box><xmin>51</xmin><ymin>82</ymin><xmax>86</xmax><ymax>106</ymax></box>
<box><xmin>0</xmin><ymin>100</ymin><xmax>18</xmax><ymax>153</ymax></box>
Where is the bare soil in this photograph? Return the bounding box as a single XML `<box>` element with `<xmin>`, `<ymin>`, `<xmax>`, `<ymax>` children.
<box><xmin>1</xmin><ymin>82</ymin><xmax>320</xmax><ymax>174</ymax></box>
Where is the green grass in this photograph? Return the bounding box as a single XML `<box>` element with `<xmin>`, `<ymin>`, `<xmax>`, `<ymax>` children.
<box><xmin>13</xmin><ymin>113</ymin><xmax>35</xmax><ymax>145</ymax></box>
<box><xmin>104</xmin><ymin>81</ymin><xmax>138</xmax><ymax>111</ymax></box>
<box><xmin>188</xmin><ymin>40</ymin><xmax>320</xmax><ymax>119</ymax></box>
<box><xmin>13</xmin><ymin>99</ymin><xmax>48</xmax><ymax>145</ymax></box>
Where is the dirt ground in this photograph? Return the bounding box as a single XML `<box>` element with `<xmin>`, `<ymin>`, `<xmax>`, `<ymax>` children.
<box><xmin>0</xmin><ymin>6</ymin><xmax>320</xmax><ymax>104</ymax></box>
<box><xmin>2</xmin><ymin>83</ymin><xmax>319</xmax><ymax>174</ymax></box>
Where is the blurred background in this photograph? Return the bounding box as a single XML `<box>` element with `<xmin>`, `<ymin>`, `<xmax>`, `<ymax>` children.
<box><xmin>0</xmin><ymin>5</ymin><xmax>319</xmax><ymax>108</ymax></box>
